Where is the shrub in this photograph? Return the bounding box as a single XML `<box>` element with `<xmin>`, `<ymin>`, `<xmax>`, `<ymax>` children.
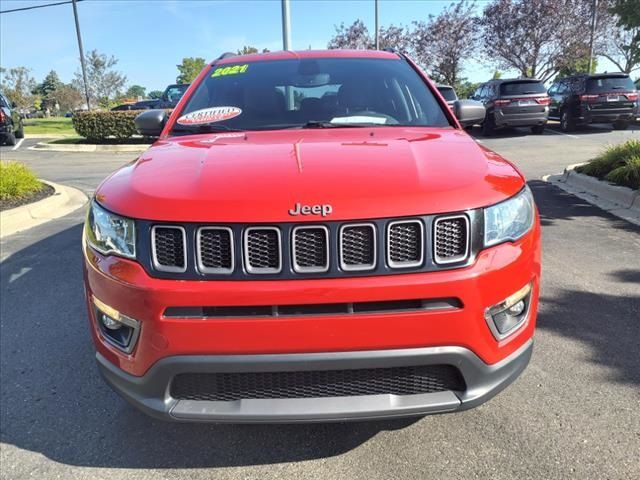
<box><xmin>0</xmin><ymin>161</ymin><xmax>43</xmax><ymax>200</ymax></box>
<box><xmin>72</xmin><ymin>110</ymin><xmax>142</xmax><ymax>141</ymax></box>
<box><xmin>577</xmin><ymin>140</ymin><xmax>640</xmax><ymax>190</ymax></box>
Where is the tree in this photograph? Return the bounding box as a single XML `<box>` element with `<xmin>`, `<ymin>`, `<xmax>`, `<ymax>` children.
<box><xmin>378</xmin><ymin>25</ymin><xmax>410</xmax><ymax>51</ymax></box>
<box><xmin>126</xmin><ymin>85</ymin><xmax>146</xmax><ymax>99</ymax></box>
<box><xmin>598</xmin><ymin>1</ymin><xmax>640</xmax><ymax>74</ymax></box>
<box><xmin>237</xmin><ymin>46</ymin><xmax>270</xmax><ymax>55</ymax></box>
<box><xmin>328</xmin><ymin>20</ymin><xmax>373</xmax><ymax>49</ymax></box>
<box><xmin>148</xmin><ymin>90</ymin><xmax>164</xmax><ymax>99</ymax></box>
<box><xmin>73</xmin><ymin>49</ymin><xmax>127</xmax><ymax>108</ymax></box>
<box><xmin>480</xmin><ymin>0</ymin><xmax>598</xmax><ymax>81</ymax></box>
<box><xmin>34</xmin><ymin>70</ymin><xmax>63</xmax><ymax>112</ymax></box>
<box><xmin>456</xmin><ymin>80</ymin><xmax>481</xmax><ymax>99</ymax></box>
<box><xmin>176</xmin><ymin>57</ymin><xmax>206</xmax><ymax>84</ymax></box>
<box><xmin>557</xmin><ymin>57</ymin><xmax>598</xmax><ymax>78</ymax></box>
<box><xmin>55</xmin><ymin>84</ymin><xmax>83</xmax><ymax>113</ymax></box>
<box><xmin>0</xmin><ymin>67</ymin><xmax>37</xmax><ymax>109</ymax></box>
<box><xmin>412</xmin><ymin>0</ymin><xmax>479</xmax><ymax>86</ymax></box>
<box><xmin>611</xmin><ymin>0</ymin><xmax>640</xmax><ymax>32</ymax></box>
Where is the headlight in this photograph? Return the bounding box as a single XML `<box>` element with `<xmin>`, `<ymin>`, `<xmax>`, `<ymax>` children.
<box><xmin>484</xmin><ymin>186</ymin><xmax>535</xmax><ymax>247</ymax></box>
<box><xmin>85</xmin><ymin>200</ymin><xmax>136</xmax><ymax>258</ymax></box>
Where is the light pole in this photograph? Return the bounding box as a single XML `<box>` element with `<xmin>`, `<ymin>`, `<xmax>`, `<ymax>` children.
<box><xmin>374</xmin><ymin>0</ymin><xmax>379</xmax><ymax>49</ymax></box>
<box><xmin>588</xmin><ymin>0</ymin><xmax>598</xmax><ymax>74</ymax></box>
<box><xmin>281</xmin><ymin>0</ymin><xmax>291</xmax><ymax>51</ymax></box>
<box><xmin>72</xmin><ymin>0</ymin><xmax>91</xmax><ymax>110</ymax></box>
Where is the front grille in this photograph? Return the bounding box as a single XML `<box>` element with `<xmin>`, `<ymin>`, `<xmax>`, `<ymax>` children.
<box><xmin>244</xmin><ymin>227</ymin><xmax>281</xmax><ymax>273</ymax></box>
<box><xmin>170</xmin><ymin>365</ymin><xmax>465</xmax><ymax>401</ymax></box>
<box><xmin>144</xmin><ymin>212</ymin><xmax>475</xmax><ymax>279</ymax></box>
<box><xmin>292</xmin><ymin>226</ymin><xmax>329</xmax><ymax>272</ymax></box>
<box><xmin>152</xmin><ymin>226</ymin><xmax>186</xmax><ymax>272</ymax></box>
<box><xmin>340</xmin><ymin>224</ymin><xmax>376</xmax><ymax>270</ymax></box>
<box><xmin>388</xmin><ymin>220</ymin><xmax>423</xmax><ymax>267</ymax></box>
<box><xmin>434</xmin><ymin>215</ymin><xmax>469</xmax><ymax>264</ymax></box>
<box><xmin>197</xmin><ymin>227</ymin><xmax>233</xmax><ymax>274</ymax></box>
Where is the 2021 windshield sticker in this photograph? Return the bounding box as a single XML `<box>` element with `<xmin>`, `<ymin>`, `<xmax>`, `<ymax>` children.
<box><xmin>211</xmin><ymin>64</ymin><xmax>249</xmax><ymax>77</ymax></box>
<box><xmin>177</xmin><ymin>106</ymin><xmax>242</xmax><ymax>125</ymax></box>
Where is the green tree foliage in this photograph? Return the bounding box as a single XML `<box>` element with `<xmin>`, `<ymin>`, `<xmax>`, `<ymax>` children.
<box><xmin>148</xmin><ymin>90</ymin><xmax>164</xmax><ymax>99</ymax></box>
<box><xmin>55</xmin><ymin>84</ymin><xmax>84</xmax><ymax>113</ymax></box>
<box><xmin>34</xmin><ymin>70</ymin><xmax>63</xmax><ymax>111</ymax></box>
<box><xmin>73</xmin><ymin>49</ymin><xmax>127</xmax><ymax>109</ymax></box>
<box><xmin>176</xmin><ymin>57</ymin><xmax>206</xmax><ymax>84</ymax></box>
<box><xmin>0</xmin><ymin>67</ymin><xmax>37</xmax><ymax>109</ymax></box>
<box><xmin>126</xmin><ymin>85</ymin><xmax>146</xmax><ymax>99</ymax></box>
<box><xmin>455</xmin><ymin>80</ymin><xmax>481</xmax><ymax>99</ymax></box>
<box><xmin>557</xmin><ymin>57</ymin><xmax>598</xmax><ymax>77</ymax></box>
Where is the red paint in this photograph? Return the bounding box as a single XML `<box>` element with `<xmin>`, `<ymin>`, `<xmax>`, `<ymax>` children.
<box><xmin>84</xmin><ymin>50</ymin><xmax>540</xmax><ymax>382</ymax></box>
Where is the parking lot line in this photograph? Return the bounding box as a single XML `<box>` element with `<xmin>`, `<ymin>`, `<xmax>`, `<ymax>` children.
<box><xmin>547</xmin><ymin>129</ymin><xmax>580</xmax><ymax>139</ymax></box>
<box><xmin>12</xmin><ymin>138</ymin><xmax>25</xmax><ymax>151</ymax></box>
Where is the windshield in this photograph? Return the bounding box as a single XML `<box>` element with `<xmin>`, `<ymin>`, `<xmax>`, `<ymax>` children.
<box><xmin>166</xmin><ymin>85</ymin><xmax>189</xmax><ymax>102</ymax></box>
<box><xmin>586</xmin><ymin>76</ymin><xmax>635</xmax><ymax>93</ymax></box>
<box><xmin>500</xmin><ymin>81</ymin><xmax>546</xmax><ymax>96</ymax></box>
<box><xmin>437</xmin><ymin>86</ymin><xmax>457</xmax><ymax>102</ymax></box>
<box><xmin>171</xmin><ymin>57</ymin><xmax>449</xmax><ymax>134</ymax></box>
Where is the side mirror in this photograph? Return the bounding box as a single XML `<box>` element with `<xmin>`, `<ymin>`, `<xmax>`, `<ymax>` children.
<box><xmin>453</xmin><ymin>100</ymin><xmax>486</xmax><ymax>127</ymax></box>
<box><xmin>135</xmin><ymin>109</ymin><xmax>168</xmax><ymax>137</ymax></box>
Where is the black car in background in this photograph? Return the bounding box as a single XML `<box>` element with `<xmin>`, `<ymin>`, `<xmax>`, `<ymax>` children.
<box><xmin>471</xmin><ymin>78</ymin><xmax>549</xmax><ymax>136</ymax></box>
<box><xmin>154</xmin><ymin>84</ymin><xmax>189</xmax><ymax>108</ymax></box>
<box><xmin>111</xmin><ymin>99</ymin><xmax>161</xmax><ymax>111</ymax></box>
<box><xmin>0</xmin><ymin>93</ymin><xmax>24</xmax><ymax>146</ymax></box>
<box><xmin>548</xmin><ymin>73</ymin><xmax>638</xmax><ymax>131</ymax></box>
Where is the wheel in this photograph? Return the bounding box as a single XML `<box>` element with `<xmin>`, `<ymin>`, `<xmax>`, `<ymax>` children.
<box><xmin>4</xmin><ymin>133</ymin><xmax>16</xmax><ymax>146</ymax></box>
<box><xmin>531</xmin><ymin>124</ymin><xmax>545</xmax><ymax>135</ymax></box>
<box><xmin>481</xmin><ymin>114</ymin><xmax>495</xmax><ymax>136</ymax></box>
<box><xmin>613</xmin><ymin>121</ymin><xmax>629</xmax><ymax>130</ymax></box>
<box><xmin>15</xmin><ymin>121</ymin><xmax>24</xmax><ymax>138</ymax></box>
<box><xmin>560</xmin><ymin>109</ymin><xmax>576</xmax><ymax>132</ymax></box>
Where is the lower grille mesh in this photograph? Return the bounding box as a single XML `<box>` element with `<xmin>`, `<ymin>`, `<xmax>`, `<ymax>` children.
<box><xmin>170</xmin><ymin>365</ymin><xmax>465</xmax><ymax>401</ymax></box>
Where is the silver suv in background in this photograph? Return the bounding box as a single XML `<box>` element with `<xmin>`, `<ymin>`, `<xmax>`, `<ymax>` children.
<box><xmin>472</xmin><ymin>79</ymin><xmax>550</xmax><ymax>136</ymax></box>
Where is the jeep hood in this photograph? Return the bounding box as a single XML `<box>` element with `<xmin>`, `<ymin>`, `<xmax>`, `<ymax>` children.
<box><xmin>96</xmin><ymin>128</ymin><xmax>525</xmax><ymax>222</ymax></box>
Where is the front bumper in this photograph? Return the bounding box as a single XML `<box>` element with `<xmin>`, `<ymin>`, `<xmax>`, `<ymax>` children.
<box><xmin>97</xmin><ymin>339</ymin><xmax>533</xmax><ymax>423</ymax></box>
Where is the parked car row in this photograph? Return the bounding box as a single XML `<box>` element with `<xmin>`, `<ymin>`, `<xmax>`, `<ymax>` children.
<box><xmin>0</xmin><ymin>92</ymin><xmax>24</xmax><ymax>146</ymax></box>
<box><xmin>111</xmin><ymin>83</ymin><xmax>190</xmax><ymax>112</ymax></box>
<box><xmin>443</xmin><ymin>72</ymin><xmax>638</xmax><ymax>136</ymax></box>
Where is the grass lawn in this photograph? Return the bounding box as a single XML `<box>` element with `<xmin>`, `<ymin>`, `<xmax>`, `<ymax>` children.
<box><xmin>23</xmin><ymin>117</ymin><xmax>75</xmax><ymax>136</ymax></box>
<box><xmin>577</xmin><ymin>140</ymin><xmax>640</xmax><ymax>190</ymax></box>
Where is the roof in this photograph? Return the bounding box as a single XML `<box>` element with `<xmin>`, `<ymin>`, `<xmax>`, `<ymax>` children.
<box><xmin>562</xmin><ymin>72</ymin><xmax>630</xmax><ymax>79</ymax></box>
<box><xmin>215</xmin><ymin>49</ymin><xmax>400</xmax><ymax>65</ymax></box>
<box><xmin>486</xmin><ymin>78</ymin><xmax>543</xmax><ymax>84</ymax></box>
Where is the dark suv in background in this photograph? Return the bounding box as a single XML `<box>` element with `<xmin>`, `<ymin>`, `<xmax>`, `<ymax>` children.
<box><xmin>472</xmin><ymin>79</ymin><xmax>549</xmax><ymax>136</ymax></box>
<box><xmin>0</xmin><ymin>93</ymin><xmax>24</xmax><ymax>146</ymax></box>
<box><xmin>548</xmin><ymin>73</ymin><xmax>638</xmax><ymax>131</ymax></box>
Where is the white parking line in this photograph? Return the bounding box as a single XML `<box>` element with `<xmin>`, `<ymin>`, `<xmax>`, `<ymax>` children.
<box><xmin>12</xmin><ymin>138</ymin><xmax>25</xmax><ymax>150</ymax></box>
<box><xmin>547</xmin><ymin>129</ymin><xmax>580</xmax><ymax>139</ymax></box>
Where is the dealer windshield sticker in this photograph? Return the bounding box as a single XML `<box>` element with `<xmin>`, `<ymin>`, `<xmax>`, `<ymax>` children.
<box><xmin>211</xmin><ymin>64</ymin><xmax>249</xmax><ymax>78</ymax></box>
<box><xmin>177</xmin><ymin>106</ymin><xmax>242</xmax><ymax>125</ymax></box>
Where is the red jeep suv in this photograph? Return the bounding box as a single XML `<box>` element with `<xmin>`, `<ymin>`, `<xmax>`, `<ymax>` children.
<box><xmin>83</xmin><ymin>50</ymin><xmax>540</xmax><ymax>422</ymax></box>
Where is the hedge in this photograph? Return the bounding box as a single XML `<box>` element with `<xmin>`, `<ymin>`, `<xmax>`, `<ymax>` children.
<box><xmin>72</xmin><ymin>110</ymin><xmax>172</xmax><ymax>142</ymax></box>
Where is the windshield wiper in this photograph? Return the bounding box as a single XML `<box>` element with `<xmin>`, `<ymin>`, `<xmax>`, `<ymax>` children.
<box><xmin>171</xmin><ymin>124</ymin><xmax>245</xmax><ymax>135</ymax></box>
<box><xmin>298</xmin><ymin>121</ymin><xmax>379</xmax><ymax>129</ymax></box>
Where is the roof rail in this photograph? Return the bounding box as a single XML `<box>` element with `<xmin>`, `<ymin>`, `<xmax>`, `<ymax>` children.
<box><xmin>217</xmin><ymin>52</ymin><xmax>236</xmax><ymax>60</ymax></box>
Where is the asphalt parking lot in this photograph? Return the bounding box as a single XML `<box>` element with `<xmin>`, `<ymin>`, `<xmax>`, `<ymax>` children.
<box><xmin>1</xmin><ymin>123</ymin><xmax>639</xmax><ymax>480</ymax></box>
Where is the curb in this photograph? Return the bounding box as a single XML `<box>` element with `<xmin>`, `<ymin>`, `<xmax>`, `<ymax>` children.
<box><xmin>544</xmin><ymin>163</ymin><xmax>640</xmax><ymax>226</ymax></box>
<box><xmin>31</xmin><ymin>141</ymin><xmax>149</xmax><ymax>153</ymax></box>
<box><xmin>0</xmin><ymin>181</ymin><xmax>88</xmax><ymax>238</ymax></box>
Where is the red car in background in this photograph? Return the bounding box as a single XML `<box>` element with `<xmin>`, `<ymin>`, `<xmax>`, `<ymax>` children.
<box><xmin>83</xmin><ymin>49</ymin><xmax>541</xmax><ymax>423</ymax></box>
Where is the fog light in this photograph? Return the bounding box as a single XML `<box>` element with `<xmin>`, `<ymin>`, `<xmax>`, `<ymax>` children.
<box><xmin>485</xmin><ymin>283</ymin><xmax>532</xmax><ymax>340</ymax></box>
<box><xmin>101</xmin><ymin>314</ymin><xmax>121</xmax><ymax>330</ymax></box>
<box><xmin>92</xmin><ymin>295</ymin><xmax>141</xmax><ymax>353</ymax></box>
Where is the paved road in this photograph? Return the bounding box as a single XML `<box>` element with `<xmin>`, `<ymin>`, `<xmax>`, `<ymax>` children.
<box><xmin>1</xmin><ymin>125</ymin><xmax>639</xmax><ymax>480</ymax></box>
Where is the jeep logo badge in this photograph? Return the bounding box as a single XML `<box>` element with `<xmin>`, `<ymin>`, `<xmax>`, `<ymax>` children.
<box><xmin>288</xmin><ymin>203</ymin><xmax>333</xmax><ymax>217</ymax></box>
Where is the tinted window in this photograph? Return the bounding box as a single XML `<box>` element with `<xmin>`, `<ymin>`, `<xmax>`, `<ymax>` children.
<box><xmin>173</xmin><ymin>58</ymin><xmax>449</xmax><ymax>133</ymax></box>
<box><xmin>586</xmin><ymin>76</ymin><xmax>635</xmax><ymax>93</ymax></box>
<box><xmin>166</xmin><ymin>85</ymin><xmax>189</xmax><ymax>102</ymax></box>
<box><xmin>500</xmin><ymin>81</ymin><xmax>546</xmax><ymax>96</ymax></box>
<box><xmin>437</xmin><ymin>86</ymin><xmax>457</xmax><ymax>101</ymax></box>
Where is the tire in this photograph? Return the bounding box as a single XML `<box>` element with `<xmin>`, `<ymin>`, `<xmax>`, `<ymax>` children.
<box><xmin>531</xmin><ymin>124</ymin><xmax>545</xmax><ymax>135</ymax></box>
<box><xmin>15</xmin><ymin>121</ymin><xmax>24</xmax><ymax>138</ymax></box>
<box><xmin>613</xmin><ymin>121</ymin><xmax>629</xmax><ymax>130</ymax></box>
<box><xmin>4</xmin><ymin>133</ymin><xmax>16</xmax><ymax>146</ymax></box>
<box><xmin>560</xmin><ymin>109</ymin><xmax>576</xmax><ymax>132</ymax></box>
<box><xmin>481</xmin><ymin>114</ymin><xmax>495</xmax><ymax>136</ymax></box>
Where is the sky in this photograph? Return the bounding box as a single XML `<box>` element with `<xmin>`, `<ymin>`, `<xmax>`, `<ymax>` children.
<box><xmin>0</xmin><ymin>0</ymin><xmax>617</xmax><ymax>93</ymax></box>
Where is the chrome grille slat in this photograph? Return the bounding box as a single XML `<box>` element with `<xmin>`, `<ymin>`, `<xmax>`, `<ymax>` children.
<box><xmin>340</xmin><ymin>223</ymin><xmax>376</xmax><ymax>271</ymax></box>
<box><xmin>387</xmin><ymin>220</ymin><xmax>424</xmax><ymax>268</ymax></box>
<box><xmin>151</xmin><ymin>226</ymin><xmax>187</xmax><ymax>273</ymax></box>
<box><xmin>197</xmin><ymin>227</ymin><xmax>234</xmax><ymax>274</ymax></box>
<box><xmin>433</xmin><ymin>215</ymin><xmax>469</xmax><ymax>264</ymax></box>
<box><xmin>292</xmin><ymin>226</ymin><xmax>329</xmax><ymax>273</ymax></box>
<box><xmin>244</xmin><ymin>227</ymin><xmax>282</xmax><ymax>274</ymax></box>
